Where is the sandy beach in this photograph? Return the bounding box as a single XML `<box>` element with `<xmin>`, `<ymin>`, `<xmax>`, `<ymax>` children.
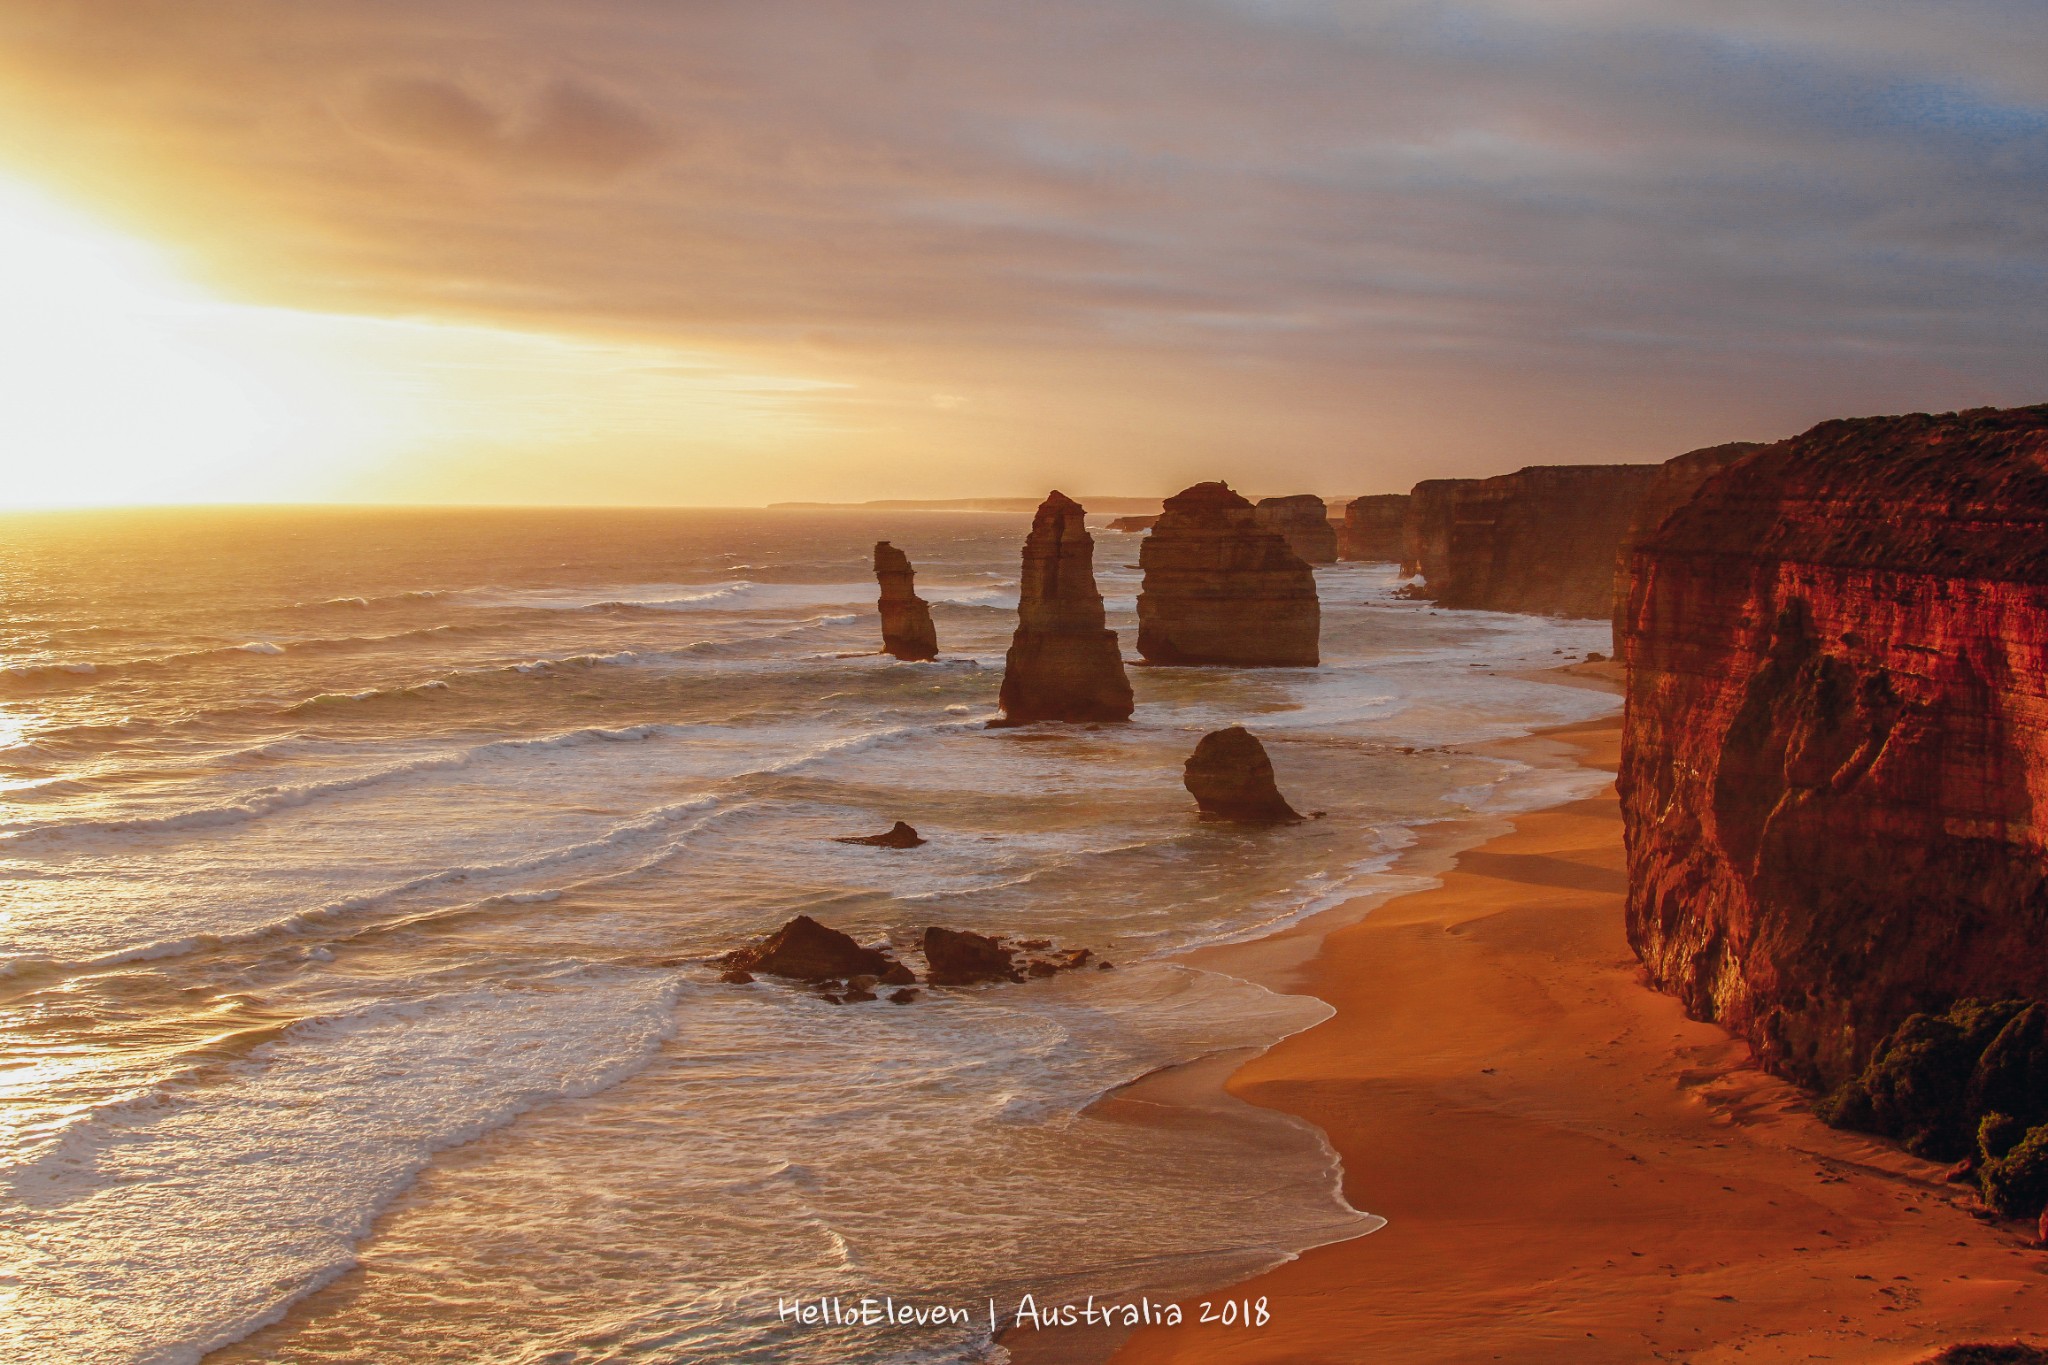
<box><xmin>1009</xmin><ymin>668</ymin><xmax>2047</xmax><ymax>1365</ymax></box>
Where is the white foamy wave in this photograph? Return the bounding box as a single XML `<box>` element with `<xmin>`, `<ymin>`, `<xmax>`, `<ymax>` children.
<box><xmin>235</xmin><ymin>642</ymin><xmax>284</xmax><ymax>655</ymax></box>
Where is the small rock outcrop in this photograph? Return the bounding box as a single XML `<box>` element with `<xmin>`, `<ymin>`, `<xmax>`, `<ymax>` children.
<box><xmin>996</xmin><ymin>492</ymin><xmax>1135</xmax><ymax>724</ymax></box>
<box><xmin>719</xmin><ymin>915</ymin><xmax>917</xmax><ymax>983</ymax></box>
<box><xmin>833</xmin><ymin>821</ymin><xmax>926</xmax><ymax>848</ymax></box>
<box><xmin>1431</xmin><ymin>464</ymin><xmax>1661</xmax><ymax>617</ymax></box>
<box><xmin>1253</xmin><ymin>495</ymin><xmax>1339</xmax><ymax>564</ymax></box>
<box><xmin>873</xmin><ymin>541</ymin><xmax>939</xmax><ymax>661</ymax></box>
<box><xmin>1136</xmin><ymin>482</ymin><xmax>1320</xmax><ymax>667</ymax></box>
<box><xmin>1400</xmin><ymin>478</ymin><xmax>1476</xmax><ymax>579</ymax></box>
<box><xmin>1107</xmin><ymin>515</ymin><xmax>1160</xmax><ymax>533</ymax></box>
<box><xmin>1619</xmin><ymin>405</ymin><xmax>2048</xmax><ymax>1092</ymax></box>
<box><xmin>922</xmin><ymin>927</ymin><xmax>1023</xmax><ymax>985</ymax></box>
<box><xmin>1341</xmin><ymin>494</ymin><xmax>1409</xmax><ymax>562</ymax></box>
<box><xmin>1183</xmin><ymin>726</ymin><xmax>1303</xmax><ymax>822</ymax></box>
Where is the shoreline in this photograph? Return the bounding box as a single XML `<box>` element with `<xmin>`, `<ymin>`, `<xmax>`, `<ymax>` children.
<box><xmin>1017</xmin><ymin>665</ymin><xmax>2046</xmax><ymax>1363</ymax></box>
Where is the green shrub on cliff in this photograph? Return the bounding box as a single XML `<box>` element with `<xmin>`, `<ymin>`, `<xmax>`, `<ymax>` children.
<box><xmin>1824</xmin><ymin>999</ymin><xmax>2048</xmax><ymax>1220</ymax></box>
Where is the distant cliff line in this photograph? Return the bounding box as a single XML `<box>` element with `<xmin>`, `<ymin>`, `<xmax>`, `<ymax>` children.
<box><xmin>766</xmin><ymin>496</ymin><xmax>1366</xmax><ymax>514</ymax></box>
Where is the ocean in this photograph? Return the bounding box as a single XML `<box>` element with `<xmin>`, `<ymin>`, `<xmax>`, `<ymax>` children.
<box><xmin>0</xmin><ymin>506</ymin><xmax>1618</xmax><ymax>1364</ymax></box>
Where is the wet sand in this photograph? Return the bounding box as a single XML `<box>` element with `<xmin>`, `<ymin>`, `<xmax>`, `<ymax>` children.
<box><xmin>1017</xmin><ymin>673</ymin><xmax>2046</xmax><ymax>1364</ymax></box>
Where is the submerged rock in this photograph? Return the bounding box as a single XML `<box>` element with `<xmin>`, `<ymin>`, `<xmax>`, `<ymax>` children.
<box><xmin>719</xmin><ymin>915</ymin><xmax>908</xmax><ymax>983</ymax></box>
<box><xmin>921</xmin><ymin>926</ymin><xmax>1023</xmax><ymax>985</ymax></box>
<box><xmin>833</xmin><ymin>821</ymin><xmax>927</xmax><ymax>848</ymax></box>
<box><xmin>874</xmin><ymin>541</ymin><xmax>939</xmax><ymax>661</ymax></box>
<box><xmin>1183</xmin><ymin>726</ymin><xmax>1303</xmax><ymax>822</ymax></box>
<box><xmin>996</xmin><ymin>491</ymin><xmax>1135</xmax><ymax>724</ymax></box>
<box><xmin>1253</xmin><ymin>494</ymin><xmax>1339</xmax><ymax>564</ymax></box>
<box><xmin>1136</xmin><ymin>482</ymin><xmax>1319</xmax><ymax>667</ymax></box>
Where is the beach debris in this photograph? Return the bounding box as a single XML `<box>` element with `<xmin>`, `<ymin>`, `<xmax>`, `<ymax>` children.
<box><xmin>834</xmin><ymin>821</ymin><xmax>927</xmax><ymax>848</ymax></box>
<box><xmin>874</xmin><ymin>541</ymin><xmax>939</xmax><ymax>660</ymax></box>
<box><xmin>1183</xmin><ymin>726</ymin><xmax>1304</xmax><ymax>823</ymax></box>
<box><xmin>717</xmin><ymin>914</ymin><xmax>914</xmax><ymax>984</ymax></box>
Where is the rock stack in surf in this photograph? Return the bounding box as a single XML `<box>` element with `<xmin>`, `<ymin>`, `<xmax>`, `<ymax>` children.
<box><xmin>873</xmin><ymin>541</ymin><xmax>939</xmax><ymax>661</ymax></box>
<box><xmin>1253</xmin><ymin>494</ymin><xmax>1339</xmax><ymax>564</ymax></box>
<box><xmin>1137</xmin><ymin>482</ymin><xmax>1320</xmax><ymax>667</ymax></box>
<box><xmin>995</xmin><ymin>492</ymin><xmax>1135</xmax><ymax>724</ymax></box>
<box><xmin>1183</xmin><ymin>726</ymin><xmax>1303</xmax><ymax>822</ymax></box>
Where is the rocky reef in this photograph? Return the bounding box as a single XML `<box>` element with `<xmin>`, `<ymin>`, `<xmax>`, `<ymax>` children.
<box><xmin>873</xmin><ymin>541</ymin><xmax>939</xmax><ymax>660</ymax></box>
<box><xmin>1399</xmin><ymin>478</ymin><xmax>1475</xmax><ymax>580</ymax></box>
<box><xmin>1136</xmin><ymin>482</ymin><xmax>1320</xmax><ymax>667</ymax></box>
<box><xmin>1341</xmin><ymin>493</ymin><xmax>1409</xmax><ymax>562</ymax></box>
<box><xmin>1253</xmin><ymin>494</ymin><xmax>1339</xmax><ymax>564</ymax></box>
<box><xmin>996</xmin><ymin>491</ymin><xmax>1135</xmax><ymax>724</ymax></box>
<box><xmin>1609</xmin><ymin>443</ymin><xmax>1765</xmax><ymax>639</ymax></box>
<box><xmin>833</xmin><ymin>821</ymin><xmax>926</xmax><ymax>848</ymax></box>
<box><xmin>718</xmin><ymin>915</ymin><xmax>916</xmax><ymax>984</ymax></box>
<box><xmin>1184</xmin><ymin>726</ymin><xmax>1302</xmax><ymax>822</ymax></box>
<box><xmin>1427</xmin><ymin>464</ymin><xmax>1660</xmax><ymax>617</ymax></box>
<box><xmin>1618</xmin><ymin>406</ymin><xmax>2048</xmax><ymax>1095</ymax></box>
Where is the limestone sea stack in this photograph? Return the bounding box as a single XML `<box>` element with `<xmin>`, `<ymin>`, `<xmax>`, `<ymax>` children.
<box><xmin>1106</xmin><ymin>515</ymin><xmax>1160</xmax><ymax>534</ymax></box>
<box><xmin>1341</xmin><ymin>493</ymin><xmax>1409</xmax><ymax>561</ymax></box>
<box><xmin>1400</xmin><ymin>478</ymin><xmax>1476</xmax><ymax>580</ymax></box>
<box><xmin>1136</xmin><ymin>482</ymin><xmax>1320</xmax><ymax>667</ymax></box>
<box><xmin>1253</xmin><ymin>495</ymin><xmax>1339</xmax><ymax>564</ymax></box>
<box><xmin>1619</xmin><ymin>405</ymin><xmax>2048</xmax><ymax>1091</ymax></box>
<box><xmin>1184</xmin><ymin>726</ymin><xmax>1302</xmax><ymax>822</ymax></box>
<box><xmin>873</xmin><ymin>541</ymin><xmax>938</xmax><ymax>660</ymax></box>
<box><xmin>995</xmin><ymin>492</ymin><xmax>1135</xmax><ymax>724</ymax></box>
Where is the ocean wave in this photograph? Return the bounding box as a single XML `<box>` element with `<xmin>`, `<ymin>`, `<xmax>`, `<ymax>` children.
<box><xmin>0</xmin><ymin>722</ymin><xmax>695</xmax><ymax>842</ymax></box>
<box><xmin>293</xmin><ymin>588</ymin><xmax>447</xmax><ymax>611</ymax></box>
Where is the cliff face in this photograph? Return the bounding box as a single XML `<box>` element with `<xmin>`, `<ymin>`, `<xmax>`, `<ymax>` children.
<box><xmin>873</xmin><ymin>541</ymin><xmax>939</xmax><ymax>661</ymax></box>
<box><xmin>997</xmin><ymin>492</ymin><xmax>1135</xmax><ymax>723</ymax></box>
<box><xmin>1253</xmin><ymin>495</ymin><xmax>1339</xmax><ymax>564</ymax></box>
<box><xmin>1619</xmin><ymin>406</ymin><xmax>2048</xmax><ymax>1089</ymax></box>
<box><xmin>1341</xmin><ymin>494</ymin><xmax>1409</xmax><ymax>562</ymax></box>
<box><xmin>1136</xmin><ymin>482</ymin><xmax>1320</xmax><ymax>667</ymax></box>
<box><xmin>1432</xmin><ymin>464</ymin><xmax>1661</xmax><ymax>617</ymax></box>
<box><xmin>1610</xmin><ymin>444</ymin><xmax>1766</xmax><ymax>640</ymax></box>
<box><xmin>1400</xmin><ymin>479</ymin><xmax>1475</xmax><ymax>579</ymax></box>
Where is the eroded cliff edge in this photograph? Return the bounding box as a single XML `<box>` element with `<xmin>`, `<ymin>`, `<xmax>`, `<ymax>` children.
<box><xmin>1618</xmin><ymin>405</ymin><xmax>2048</xmax><ymax>1090</ymax></box>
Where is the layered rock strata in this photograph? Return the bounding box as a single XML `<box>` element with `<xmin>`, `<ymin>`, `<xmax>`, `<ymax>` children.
<box><xmin>1618</xmin><ymin>405</ymin><xmax>2048</xmax><ymax>1090</ymax></box>
<box><xmin>1610</xmin><ymin>443</ymin><xmax>1766</xmax><ymax>639</ymax></box>
<box><xmin>996</xmin><ymin>492</ymin><xmax>1135</xmax><ymax>723</ymax></box>
<box><xmin>1184</xmin><ymin>727</ymin><xmax>1302</xmax><ymax>822</ymax></box>
<box><xmin>1341</xmin><ymin>494</ymin><xmax>1409</xmax><ymax>562</ymax></box>
<box><xmin>1253</xmin><ymin>495</ymin><xmax>1339</xmax><ymax>564</ymax></box>
<box><xmin>1136</xmin><ymin>482</ymin><xmax>1320</xmax><ymax>667</ymax></box>
<box><xmin>1432</xmin><ymin>464</ymin><xmax>1660</xmax><ymax>617</ymax></box>
<box><xmin>873</xmin><ymin>541</ymin><xmax>939</xmax><ymax>660</ymax></box>
<box><xmin>1400</xmin><ymin>478</ymin><xmax>1476</xmax><ymax>579</ymax></box>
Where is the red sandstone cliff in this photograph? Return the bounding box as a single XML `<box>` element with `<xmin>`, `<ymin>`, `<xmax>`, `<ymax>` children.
<box><xmin>996</xmin><ymin>492</ymin><xmax>1135</xmax><ymax>724</ymax></box>
<box><xmin>1400</xmin><ymin>478</ymin><xmax>1475</xmax><ymax>579</ymax></box>
<box><xmin>1432</xmin><ymin>464</ymin><xmax>1660</xmax><ymax>617</ymax></box>
<box><xmin>1136</xmin><ymin>482</ymin><xmax>1320</xmax><ymax>667</ymax></box>
<box><xmin>1609</xmin><ymin>444</ymin><xmax>1766</xmax><ymax>640</ymax></box>
<box><xmin>1253</xmin><ymin>495</ymin><xmax>1339</xmax><ymax>564</ymax></box>
<box><xmin>873</xmin><ymin>541</ymin><xmax>939</xmax><ymax>661</ymax></box>
<box><xmin>1619</xmin><ymin>405</ymin><xmax>2048</xmax><ymax>1088</ymax></box>
<box><xmin>1341</xmin><ymin>494</ymin><xmax>1409</xmax><ymax>562</ymax></box>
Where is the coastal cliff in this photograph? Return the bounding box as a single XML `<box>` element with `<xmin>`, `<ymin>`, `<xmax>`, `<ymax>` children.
<box><xmin>1610</xmin><ymin>443</ymin><xmax>1765</xmax><ymax>639</ymax></box>
<box><xmin>873</xmin><ymin>541</ymin><xmax>939</xmax><ymax>660</ymax></box>
<box><xmin>997</xmin><ymin>492</ymin><xmax>1135</xmax><ymax>723</ymax></box>
<box><xmin>1340</xmin><ymin>494</ymin><xmax>1408</xmax><ymax>562</ymax></box>
<box><xmin>1253</xmin><ymin>495</ymin><xmax>1339</xmax><ymax>564</ymax></box>
<box><xmin>1136</xmin><ymin>482</ymin><xmax>1320</xmax><ymax>667</ymax></box>
<box><xmin>1400</xmin><ymin>478</ymin><xmax>1475</xmax><ymax>580</ymax></box>
<box><xmin>1432</xmin><ymin>464</ymin><xmax>1660</xmax><ymax>617</ymax></box>
<box><xmin>1618</xmin><ymin>405</ymin><xmax>2048</xmax><ymax>1090</ymax></box>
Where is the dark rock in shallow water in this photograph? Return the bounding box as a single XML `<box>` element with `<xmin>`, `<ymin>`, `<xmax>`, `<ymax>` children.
<box><xmin>834</xmin><ymin>821</ymin><xmax>926</xmax><ymax>848</ymax></box>
<box><xmin>718</xmin><ymin>968</ymin><xmax>755</xmax><ymax>985</ymax></box>
<box><xmin>922</xmin><ymin>926</ymin><xmax>1022</xmax><ymax>985</ymax></box>
<box><xmin>888</xmin><ymin>987</ymin><xmax>921</xmax><ymax>1004</ymax></box>
<box><xmin>1183</xmin><ymin>726</ymin><xmax>1303</xmax><ymax>823</ymax></box>
<box><xmin>842</xmin><ymin>986</ymin><xmax>878</xmax><ymax>1003</ymax></box>
<box><xmin>720</xmin><ymin>915</ymin><xmax>906</xmax><ymax>982</ymax></box>
<box><xmin>874</xmin><ymin>541</ymin><xmax>939</xmax><ymax>660</ymax></box>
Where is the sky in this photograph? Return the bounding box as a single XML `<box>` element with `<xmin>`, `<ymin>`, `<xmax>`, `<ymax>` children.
<box><xmin>0</xmin><ymin>0</ymin><xmax>2043</xmax><ymax>507</ymax></box>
